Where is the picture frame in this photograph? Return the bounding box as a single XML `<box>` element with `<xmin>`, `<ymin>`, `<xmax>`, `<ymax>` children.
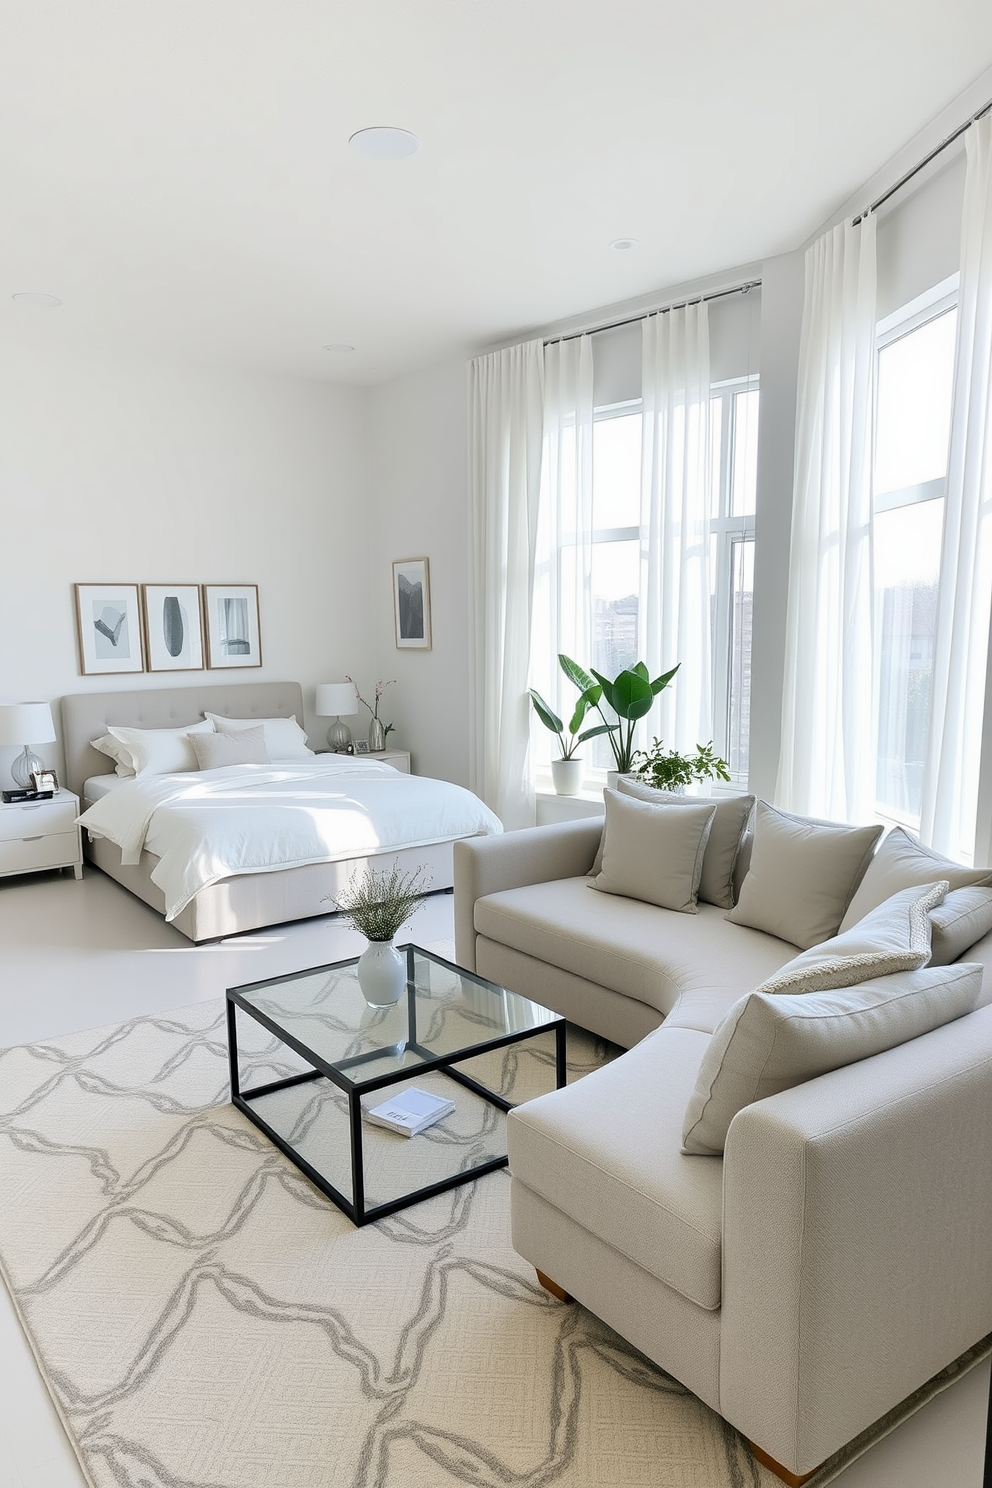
<box><xmin>392</xmin><ymin>557</ymin><xmax>432</xmax><ymax>650</ymax></box>
<box><xmin>353</xmin><ymin>740</ymin><xmax>370</xmax><ymax>755</ymax></box>
<box><xmin>141</xmin><ymin>584</ymin><xmax>205</xmax><ymax>672</ymax></box>
<box><xmin>30</xmin><ymin>769</ymin><xmax>58</xmax><ymax>792</ymax></box>
<box><xmin>203</xmin><ymin>584</ymin><xmax>262</xmax><ymax>669</ymax></box>
<box><xmin>74</xmin><ymin>583</ymin><xmax>145</xmax><ymax>675</ymax></box>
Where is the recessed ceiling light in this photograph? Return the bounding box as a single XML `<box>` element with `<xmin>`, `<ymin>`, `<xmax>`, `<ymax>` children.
<box><xmin>610</xmin><ymin>239</ymin><xmax>638</xmax><ymax>252</ymax></box>
<box><xmin>348</xmin><ymin>127</ymin><xmax>420</xmax><ymax>161</ymax></box>
<box><xmin>323</xmin><ymin>343</ymin><xmax>355</xmax><ymax>353</ymax></box>
<box><xmin>12</xmin><ymin>291</ymin><xmax>62</xmax><ymax>307</ymax></box>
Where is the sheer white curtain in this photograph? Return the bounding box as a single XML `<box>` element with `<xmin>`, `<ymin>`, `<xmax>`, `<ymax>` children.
<box><xmin>639</xmin><ymin>303</ymin><xmax>714</xmax><ymax>748</ymax></box>
<box><xmin>468</xmin><ymin>340</ymin><xmax>545</xmax><ymax>829</ymax></box>
<box><xmin>920</xmin><ymin>115</ymin><xmax>992</xmax><ymax>861</ymax></box>
<box><xmin>530</xmin><ymin>336</ymin><xmax>595</xmax><ymax>754</ymax></box>
<box><xmin>777</xmin><ymin>215</ymin><xmax>877</xmax><ymax>821</ymax></box>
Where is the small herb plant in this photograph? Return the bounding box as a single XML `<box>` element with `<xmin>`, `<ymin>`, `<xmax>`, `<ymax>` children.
<box><xmin>331</xmin><ymin>864</ymin><xmax>431</xmax><ymax>942</ymax></box>
<box><xmin>630</xmin><ymin>738</ymin><xmax>731</xmax><ymax>791</ymax></box>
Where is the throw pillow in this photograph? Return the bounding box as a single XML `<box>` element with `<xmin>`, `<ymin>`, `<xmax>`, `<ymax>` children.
<box><xmin>754</xmin><ymin>881</ymin><xmax>947</xmax><ymax>995</ymax></box>
<box><xmin>725</xmin><ymin>802</ymin><xmax>883</xmax><ymax>950</ymax></box>
<box><xmin>838</xmin><ymin>826</ymin><xmax>992</xmax><ymax>932</ymax></box>
<box><xmin>106</xmin><ymin>720</ymin><xmax>214</xmax><ymax>777</ymax></box>
<box><xmin>203</xmin><ymin>712</ymin><xmax>313</xmax><ymax>761</ymax></box>
<box><xmin>928</xmin><ymin>886</ymin><xmax>992</xmax><ymax>966</ymax></box>
<box><xmin>188</xmin><ymin>726</ymin><xmax>271</xmax><ymax>771</ymax></box>
<box><xmin>615</xmin><ymin>781</ymin><xmax>755</xmax><ymax>909</ymax></box>
<box><xmin>681</xmin><ymin>962</ymin><xmax>982</xmax><ymax>1156</ymax></box>
<box><xmin>90</xmin><ymin>733</ymin><xmax>137</xmax><ymax>778</ymax></box>
<box><xmin>590</xmin><ymin>789</ymin><xmax>717</xmax><ymax>914</ymax></box>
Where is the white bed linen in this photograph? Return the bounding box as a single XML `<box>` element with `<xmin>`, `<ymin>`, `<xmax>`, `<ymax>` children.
<box><xmin>77</xmin><ymin>757</ymin><xmax>502</xmax><ymax>919</ymax></box>
<box><xmin>83</xmin><ymin>775</ymin><xmax>125</xmax><ymax>803</ymax></box>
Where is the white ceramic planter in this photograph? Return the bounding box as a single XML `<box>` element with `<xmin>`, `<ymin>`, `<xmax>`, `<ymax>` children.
<box><xmin>551</xmin><ymin>757</ymin><xmax>584</xmax><ymax>796</ymax></box>
<box><xmin>357</xmin><ymin>939</ymin><xmax>406</xmax><ymax>1006</ymax></box>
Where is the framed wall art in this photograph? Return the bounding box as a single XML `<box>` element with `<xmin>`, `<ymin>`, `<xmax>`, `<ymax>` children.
<box><xmin>141</xmin><ymin>584</ymin><xmax>205</xmax><ymax>672</ymax></box>
<box><xmin>204</xmin><ymin>584</ymin><xmax>262</xmax><ymax>669</ymax></box>
<box><xmin>74</xmin><ymin>583</ymin><xmax>145</xmax><ymax>675</ymax></box>
<box><xmin>392</xmin><ymin>558</ymin><xmax>431</xmax><ymax>650</ymax></box>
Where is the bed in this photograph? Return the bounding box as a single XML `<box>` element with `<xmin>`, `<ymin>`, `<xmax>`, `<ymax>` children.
<box><xmin>61</xmin><ymin>680</ymin><xmax>500</xmax><ymax>943</ymax></box>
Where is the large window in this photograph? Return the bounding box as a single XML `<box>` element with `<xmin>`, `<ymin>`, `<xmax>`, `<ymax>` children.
<box><xmin>871</xmin><ymin>285</ymin><xmax>957</xmax><ymax>827</ymax></box>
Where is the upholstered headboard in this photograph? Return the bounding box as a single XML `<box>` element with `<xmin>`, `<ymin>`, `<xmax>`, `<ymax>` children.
<box><xmin>60</xmin><ymin>681</ymin><xmax>306</xmax><ymax>799</ymax></box>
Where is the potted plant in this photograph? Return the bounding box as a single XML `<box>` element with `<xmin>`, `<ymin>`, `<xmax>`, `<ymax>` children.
<box><xmin>332</xmin><ymin>864</ymin><xmax>431</xmax><ymax>1005</ymax></box>
<box><xmin>629</xmin><ymin>738</ymin><xmax>731</xmax><ymax>792</ymax></box>
<box><xmin>559</xmin><ymin>655</ymin><xmax>680</xmax><ymax>779</ymax></box>
<box><xmin>529</xmin><ymin>673</ymin><xmax>612</xmax><ymax>795</ymax></box>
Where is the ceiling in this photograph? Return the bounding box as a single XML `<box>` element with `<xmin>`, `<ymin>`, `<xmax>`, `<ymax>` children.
<box><xmin>4</xmin><ymin>2</ymin><xmax>992</xmax><ymax>386</ymax></box>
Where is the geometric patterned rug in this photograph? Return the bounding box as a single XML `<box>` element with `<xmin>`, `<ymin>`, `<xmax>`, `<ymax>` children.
<box><xmin>0</xmin><ymin>1000</ymin><xmax>987</xmax><ymax>1488</ymax></box>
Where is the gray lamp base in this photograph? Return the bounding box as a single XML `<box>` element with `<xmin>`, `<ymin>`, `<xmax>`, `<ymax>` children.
<box><xmin>11</xmin><ymin>746</ymin><xmax>44</xmax><ymax>788</ymax></box>
<box><xmin>326</xmin><ymin>718</ymin><xmax>353</xmax><ymax>752</ymax></box>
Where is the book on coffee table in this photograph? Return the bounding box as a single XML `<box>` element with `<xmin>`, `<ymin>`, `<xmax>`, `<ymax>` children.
<box><xmin>366</xmin><ymin>1087</ymin><xmax>455</xmax><ymax>1137</ymax></box>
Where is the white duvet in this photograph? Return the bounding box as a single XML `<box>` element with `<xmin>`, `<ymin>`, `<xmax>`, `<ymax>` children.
<box><xmin>77</xmin><ymin>757</ymin><xmax>502</xmax><ymax>920</ymax></box>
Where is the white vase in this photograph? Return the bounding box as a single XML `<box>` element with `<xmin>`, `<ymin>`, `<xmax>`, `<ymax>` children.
<box><xmin>551</xmin><ymin>757</ymin><xmax>584</xmax><ymax>796</ymax></box>
<box><xmin>357</xmin><ymin>939</ymin><xmax>406</xmax><ymax>1006</ymax></box>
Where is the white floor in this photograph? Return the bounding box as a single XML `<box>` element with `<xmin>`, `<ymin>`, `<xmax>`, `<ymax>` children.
<box><xmin>0</xmin><ymin>865</ymin><xmax>986</xmax><ymax>1488</ymax></box>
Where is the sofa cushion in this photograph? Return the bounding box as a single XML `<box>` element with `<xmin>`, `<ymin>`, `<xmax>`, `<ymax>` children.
<box><xmin>590</xmin><ymin>790</ymin><xmax>716</xmax><ymax>913</ymax></box>
<box><xmin>754</xmin><ymin>882</ymin><xmax>946</xmax><ymax>995</ymax></box>
<box><xmin>474</xmin><ymin>880</ymin><xmax>798</xmax><ymax>1026</ymax></box>
<box><xmin>929</xmin><ymin>887</ymin><xmax>992</xmax><ymax>966</ymax></box>
<box><xmin>614</xmin><ymin>781</ymin><xmax>755</xmax><ymax>910</ymax></box>
<box><xmin>681</xmin><ymin>962</ymin><xmax>982</xmax><ymax>1156</ymax></box>
<box><xmin>509</xmin><ymin>1025</ymin><xmax>726</xmax><ymax>1308</ymax></box>
<box><xmin>839</xmin><ymin>826</ymin><xmax>992</xmax><ymax>932</ymax></box>
<box><xmin>726</xmin><ymin>802</ymin><xmax>883</xmax><ymax>949</ymax></box>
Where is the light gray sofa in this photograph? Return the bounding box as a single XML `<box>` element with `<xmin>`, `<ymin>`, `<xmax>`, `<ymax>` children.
<box><xmin>453</xmin><ymin>815</ymin><xmax>992</xmax><ymax>1482</ymax></box>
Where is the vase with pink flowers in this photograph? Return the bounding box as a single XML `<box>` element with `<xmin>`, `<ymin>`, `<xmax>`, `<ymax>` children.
<box><xmin>346</xmin><ymin>676</ymin><xmax>396</xmax><ymax>753</ymax></box>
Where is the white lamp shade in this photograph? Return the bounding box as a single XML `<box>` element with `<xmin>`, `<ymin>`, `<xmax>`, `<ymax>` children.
<box><xmin>316</xmin><ymin>682</ymin><xmax>358</xmax><ymax>718</ymax></box>
<box><xmin>0</xmin><ymin>702</ymin><xmax>56</xmax><ymax>746</ymax></box>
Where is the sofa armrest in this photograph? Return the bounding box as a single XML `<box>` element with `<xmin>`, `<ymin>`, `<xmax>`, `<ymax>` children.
<box><xmin>453</xmin><ymin>817</ymin><xmax>604</xmax><ymax>972</ymax></box>
<box><xmin>719</xmin><ymin>1003</ymin><xmax>992</xmax><ymax>1475</ymax></box>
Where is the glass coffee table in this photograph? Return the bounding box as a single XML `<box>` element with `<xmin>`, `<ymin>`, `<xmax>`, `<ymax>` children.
<box><xmin>226</xmin><ymin>944</ymin><xmax>566</xmax><ymax>1225</ymax></box>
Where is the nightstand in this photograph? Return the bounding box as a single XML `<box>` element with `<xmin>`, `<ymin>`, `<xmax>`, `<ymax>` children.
<box><xmin>369</xmin><ymin>749</ymin><xmax>411</xmax><ymax>773</ymax></box>
<box><xmin>0</xmin><ymin>789</ymin><xmax>83</xmax><ymax>881</ymax></box>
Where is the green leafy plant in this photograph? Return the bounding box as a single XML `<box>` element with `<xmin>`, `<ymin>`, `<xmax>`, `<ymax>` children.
<box><xmin>559</xmin><ymin>655</ymin><xmax>680</xmax><ymax>774</ymax></box>
<box><xmin>630</xmin><ymin>738</ymin><xmax>731</xmax><ymax>791</ymax></box>
<box><xmin>529</xmin><ymin>664</ymin><xmax>612</xmax><ymax>760</ymax></box>
<box><xmin>330</xmin><ymin>864</ymin><xmax>431</xmax><ymax>942</ymax></box>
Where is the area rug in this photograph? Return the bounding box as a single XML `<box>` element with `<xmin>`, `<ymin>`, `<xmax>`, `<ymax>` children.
<box><xmin>0</xmin><ymin>1000</ymin><xmax>987</xmax><ymax>1488</ymax></box>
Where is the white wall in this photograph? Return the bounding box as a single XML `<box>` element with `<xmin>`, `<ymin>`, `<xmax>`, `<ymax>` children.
<box><xmin>0</xmin><ymin>327</ymin><xmax>374</xmax><ymax>784</ymax></box>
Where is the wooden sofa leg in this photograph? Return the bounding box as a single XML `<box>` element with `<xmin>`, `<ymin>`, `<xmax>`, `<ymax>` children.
<box><xmin>536</xmin><ymin>1269</ymin><xmax>572</xmax><ymax>1302</ymax></box>
<box><xmin>747</xmin><ymin>1441</ymin><xmax>821</xmax><ymax>1486</ymax></box>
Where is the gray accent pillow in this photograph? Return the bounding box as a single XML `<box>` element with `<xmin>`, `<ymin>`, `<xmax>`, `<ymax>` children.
<box><xmin>754</xmin><ymin>881</ymin><xmax>946</xmax><ymax>995</ymax></box>
<box><xmin>188</xmin><ymin>726</ymin><xmax>271</xmax><ymax>771</ymax></box>
<box><xmin>929</xmin><ymin>886</ymin><xmax>992</xmax><ymax>966</ymax></box>
<box><xmin>615</xmin><ymin>781</ymin><xmax>755</xmax><ymax>909</ymax></box>
<box><xmin>838</xmin><ymin>825</ymin><xmax>992</xmax><ymax>933</ymax></box>
<box><xmin>725</xmin><ymin>802</ymin><xmax>883</xmax><ymax>950</ymax></box>
<box><xmin>590</xmin><ymin>788</ymin><xmax>717</xmax><ymax>914</ymax></box>
<box><xmin>681</xmin><ymin>962</ymin><xmax>982</xmax><ymax>1156</ymax></box>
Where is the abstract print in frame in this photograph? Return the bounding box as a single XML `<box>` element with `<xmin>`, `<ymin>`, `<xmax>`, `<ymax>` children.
<box><xmin>392</xmin><ymin>557</ymin><xmax>432</xmax><ymax>650</ymax></box>
<box><xmin>74</xmin><ymin>583</ymin><xmax>144</xmax><ymax>675</ymax></box>
<box><xmin>141</xmin><ymin>584</ymin><xmax>205</xmax><ymax>672</ymax></box>
<box><xmin>204</xmin><ymin>584</ymin><xmax>262</xmax><ymax>669</ymax></box>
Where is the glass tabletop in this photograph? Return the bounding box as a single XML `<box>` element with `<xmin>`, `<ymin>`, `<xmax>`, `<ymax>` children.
<box><xmin>228</xmin><ymin>943</ymin><xmax>561</xmax><ymax>1093</ymax></box>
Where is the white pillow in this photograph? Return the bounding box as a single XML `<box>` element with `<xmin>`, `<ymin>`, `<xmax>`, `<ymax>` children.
<box><xmin>838</xmin><ymin>825</ymin><xmax>992</xmax><ymax>932</ymax></box>
<box><xmin>754</xmin><ymin>881</ymin><xmax>946</xmax><ymax>995</ymax></box>
<box><xmin>107</xmin><ymin>720</ymin><xmax>214</xmax><ymax>776</ymax></box>
<box><xmin>614</xmin><ymin>781</ymin><xmax>755</xmax><ymax>909</ymax></box>
<box><xmin>590</xmin><ymin>789</ymin><xmax>716</xmax><ymax>914</ymax></box>
<box><xmin>681</xmin><ymin>962</ymin><xmax>982</xmax><ymax>1156</ymax></box>
<box><xmin>188</xmin><ymin>726</ymin><xmax>270</xmax><ymax>771</ymax></box>
<box><xmin>726</xmin><ymin>802</ymin><xmax>883</xmax><ymax>950</ymax></box>
<box><xmin>203</xmin><ymin>712</ymin><xmax>313</xmax><ymax>761</ymax></box>
<box><xmin>929</xmin><ymin>886</ymin><xmax>992</xmax><ymax>966</ymax></box>
<box><xmin>91</xmin><ymin>733</ymin><xmax>136</xmax><ymax>778</ymax></box>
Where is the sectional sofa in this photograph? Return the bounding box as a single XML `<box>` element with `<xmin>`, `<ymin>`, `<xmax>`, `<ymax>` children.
<box><xmin>453</xmin><ymin>788</ymin><xmax>992</xmax><ymax>1483</ymax></box>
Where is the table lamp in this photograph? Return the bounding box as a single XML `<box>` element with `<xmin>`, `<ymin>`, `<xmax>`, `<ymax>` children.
<box><xmin>0</xmin><ymin>702</ymin><xmax>57</xmax><ymax>787</ymax></box>
<box><xmin>316</xmin><ymin>682</ymin><xmax>358</xmax><ymax>752</ymax></box>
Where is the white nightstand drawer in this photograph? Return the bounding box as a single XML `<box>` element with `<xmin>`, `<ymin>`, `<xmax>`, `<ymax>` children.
<box><xmin>0</xmin><ymin>831</ymin><xmax>81</xmax><ymax>876</ymax></box>
<box><xmin>0</xmin><ymin>795</ymin><xmax>79</xmax><ymax>841</ymax></box>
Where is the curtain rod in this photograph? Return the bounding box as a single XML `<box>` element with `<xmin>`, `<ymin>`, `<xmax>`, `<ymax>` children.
<box><xmin>853</xmin><ymin>96</ymin><xmax>992</xmax><ymax>226</ymax></box>
<box><xmin>543</xmin><ymin>279</ymin><xmax>760</xmax><ymax>346</ymax></box>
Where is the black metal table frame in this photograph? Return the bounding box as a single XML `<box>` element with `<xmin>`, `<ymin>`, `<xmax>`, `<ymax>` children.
<box><xmin>227</xmin><ymin>943</ymin><xmax>567</xmax><ymax>1226</ymax></box>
